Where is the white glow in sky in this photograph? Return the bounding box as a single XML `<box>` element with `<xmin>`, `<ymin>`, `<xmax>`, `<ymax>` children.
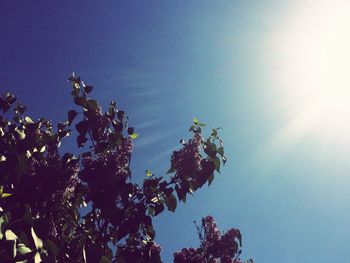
<box><xmin>273</xmin><ymin>0</ymin><xmax>350</xmax><ymax>142</ymax></box>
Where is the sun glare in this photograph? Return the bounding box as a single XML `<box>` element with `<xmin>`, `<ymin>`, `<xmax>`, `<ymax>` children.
<box><xmin>273</xmin><ymin>0</ymin><xmax>350</xmax><ymax>142</ymax></box>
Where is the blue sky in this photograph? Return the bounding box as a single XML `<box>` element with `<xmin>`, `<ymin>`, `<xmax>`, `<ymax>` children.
<box><xmin>2</xmin><ymin>1</ymin><xmax>350</xmax><ymax>262</ymax></box>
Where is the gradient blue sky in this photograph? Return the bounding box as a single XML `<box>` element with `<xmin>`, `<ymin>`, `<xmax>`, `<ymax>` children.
<box><xmin>2</xmin><ymin>1</ymin><xmax>350</xmax><ymax>262</ymax></box>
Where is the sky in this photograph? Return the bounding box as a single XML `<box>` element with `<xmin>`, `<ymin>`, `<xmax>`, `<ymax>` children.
<box><xmin>1</xmin><ymin>1</ymin><xmax>350</xmax><ymax>262</ymax></box>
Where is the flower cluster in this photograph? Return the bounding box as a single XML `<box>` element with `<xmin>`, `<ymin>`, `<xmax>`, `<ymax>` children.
<box><xmin>173</xmin><ymin>248</ymin><xmax>203</xmax><ymax>263</ymax></box>
<box><xmin>171</xmin><ymin>133</ymin><xmax>203</xmax><ymax>177</ymax></box>
<box><xmin>86</xmin><ymin>102</ymin><xmax>110</xmax><ymax>141</ymax></box>
<box><xmin>81</xmin><ymin>137</ymin><xmax>133</xmax><ymax>188</ymax></box>
<box><xmin>173</xmin><ymin>216</ymin><xmax>251</xmax><ymax>263</ymax></box>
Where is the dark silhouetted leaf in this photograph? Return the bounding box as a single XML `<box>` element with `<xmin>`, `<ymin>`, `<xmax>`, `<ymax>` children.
<box><xmin>76</xmin><ymin>120</ymin><xmax>89</xmax><ymax>135</ymax></box>
<box><xmin>68</xmin><ymin>110</ymin><xmax>78</xmax><ymax>125</ymax></box>
<box><xmin>83</xmin><ymin>85</ymin><xmax>93</xmax><ymax>94</ymax></box>
<box><xmin>165</xmin><ymin>194</ymin><xmax>177</xmax><ymax>212</ymax></box>
<box><xmin>127</xmin><ymin>127</ymin><xmax>134</xmax><ymax>135</ymax></box>
<box><xmin>77</xmin><ymin>134</ymin><xmax>88</xmax><ymax>147</ymax></box>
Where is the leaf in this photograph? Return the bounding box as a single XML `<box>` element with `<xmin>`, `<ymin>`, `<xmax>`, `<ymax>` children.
<box><xmin>6</xmin><ymin>93</ymin><xmax>17</xmax><ymax>104</ymax></box>
<box><xmin>31</xmin><ymin>228</ymin><xmax>43</xmax><ymax>250</ymax></box>
<box><xmin>117</xmin><ymin>111</ymin><xmax>125</xmax><ymax>120</ymax></box>
<box><xmin>86</xmin><ymin>99</ymin><xmax>98</xmax><ymax>111</ymax></box>
<box><xmin>167</xmin><ymin>167</ymin><xmax>175</xmax><ymax>174</ymax></box>
<box><xmin>1</xmin><ymin>193</ymin><xmax>13</xmax><ymax>198</ymax></box>
<box><xmin>77</xmin><ymin>134</ymin><xmax>88</xmax><ymax>147</ymax></box>
<box><xmin>0</xmin><ymin>215</ymin><xmax>5</xmax><ymax>239</ymax></box>
<box><xmin>198</xmin><ymin>122</ymin><xmax>206</xmax><ymax>127</ymax></box>
<box><xmin>217</xmin><ymin>147</ymin><xmax>224</xmax><ymax>156</ymax></box>
<box><xmin>193</xmin><ymin>117</ymin><xmax>198</xmax><ymax>125</ymax></box>
<box><xmin>0</xmin><ymin>98</ymin><xmax>10</xmax><ymax>113</ymax></box>
<box><xmin>99</xmin><ymin>256</ymin><xmax>111</xmax><ymax>263</ymax></box>
<box><xmin>83</xmin><ymin>85</ymin><xmax>93</xmax><ymax>94</ymax></box>
<box><xmin>45</xmin><ymin>239</ymin><xmax>58</xmax><ymax>258</ymax></box>
<box><xmin>17</xmin><ymin>154</ymin><xmax>28</xmax><ymax>178</ymax></box>
<box><xmin>154</xmin><ymin>203</ymin><xmax>165</xmax><ymax>216</ymax></box>
<box><xmin>146</xmin><ymin>170</ymin><xmax>153</xmax><ymax>177</ymax></box>
<box><xmin>222</xmin><ymin>156</ymin><xmax>227</xmax><ymax>165</ymax></box>
<box><xmin>130</xmin><ymin>133</ymin><xmax>138</xmax><ymax>139</ymax></box>
<box><xmin>24</xmin><ymin>116</ymin><xmax>34</xmax><ymax>124</ymax></box>
<box><xmin>83</xmin><ymin>245</ymin><xmax>87</xmax><ymax>263</ymax></box>
<box><xmin>127</xmin><ymin>127</ymin><xmax>134</xmax><ymax>135</ymax></box>
<box><xmin>213</xmin><ymin>157</ymin><xmax>220</xmax><ymax>173</ymax></box>
<box><xmin>208</xmin><ymin>174</ymin><xmax>214</xmax><ymax>186</ymax></box>
<box><xmin>15</xmin><ymin>128</ymin><xmax>25</xmax><ymax>140</ymax></box>
<box><xmin>68</xmin><ymin>110</ymin><xmax>78</xmax><ymax>125</ymax></box>
<box><xmin>75</xmin><ymin>120</ymin><xmax>89</xmax><ymax>135</ymax></box>
<box><xmin>34</xmin><ymin>251</ymin><xmax>41</xmax><ymax>263</ymax></box>
<box><xmin>165</xmin><ymin>194</ymin><xmax>177</xmax><ymax>212</ymax></box>
<box><xmin>5</xmin><ymin>229</ymin><xmax>18</xmax><ymax>240</ymax></box>
<box><xmin>16</xmin><ymin>243</ymin><xmax>32</xmax><ymax>255</ymax></box>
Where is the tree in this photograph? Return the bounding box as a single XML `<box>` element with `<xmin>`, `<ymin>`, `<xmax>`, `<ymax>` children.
<box><xmin>0</xmin><ymin>74</ymin><xmax>241</xmax><ymax>262</ymax></box>
<box><xmin>173</xmin><ymin>216</ymin><xmax>253</xmax><ymax>263</ymax></box>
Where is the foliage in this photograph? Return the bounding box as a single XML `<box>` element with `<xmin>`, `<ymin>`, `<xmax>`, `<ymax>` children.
<box><xmin>0</xmin><ymin>74</ymin><xmax>228</xmax><ymax>262</ymax></box>
<box><xmin>173</xmin><ymin>216</ymin><xmax>253</xmax><ymax>263</ymax></box>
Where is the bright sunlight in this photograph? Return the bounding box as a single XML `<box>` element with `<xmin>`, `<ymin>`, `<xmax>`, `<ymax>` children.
<box><xmin>273</xmin><ymin>0</ymin><xmax>350</xmax><ymax>142</ymax></box>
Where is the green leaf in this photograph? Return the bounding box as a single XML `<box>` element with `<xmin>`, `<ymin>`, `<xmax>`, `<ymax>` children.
<box><xmin>34</xmin><ymin>251</ymin><xmax>41</xmax><ymax>263</ymax></box>
<box><xmin>31</xmin><ymin>228</ymin><xmax>43</xmax><ymax>250</ymax></box>
<box><xmin>165</xmin><ymin>194</ymin><xmax>177</xmax><ymax>212</ymax></box>
<box><xmin>146</xmin><ymin>170</ymin><xmax>153</xmax><ymax>177</ymax></box>
<box><xmin>5</xmin><ymin>229</ymin><xmax>18</xmax><ymax>241</ymax></box>
<box><xmin>1</xmin><ymin>193</ymin><xmax>13</xmax><ymax>198</ymax></box>
<box><xmin>0</xmin><ymin>216</ymin><xmax>5</xmax><ymax>239</ymax></box>
<box><xmin>130</xmin><ymin>133</ymin><xmax>138</xmax><ymax>139</ymax></box>
<box><xmin>68</xmin><ymin>110</ymin><xmax>78</xmax><ymax>125</ymax></box>
<box><xmin>198</xmin><ymin>122</ymin><xmax>206</xmax><ymax>127</ymax></box>
<box><xmin>15</xmin><ymin>128</ymin><xmax>25</xmax><ymax>140</ymax></box>
<box><xmin>16</xmin><ymin>243</ymin><xmax>32</xmax><ymax>255</ymax></box>
<box><xmin>0</xmin><ymin>185</ymin><xmax>3</xmax><ymax>195</ymax></box>
<box><xmin>99</xmin><ymin>256</ymin><xmax>111</xmax><ymax>263</ymax></box>
<box><xmin>193</xmin><ymin>117</ymin><xmax>198</xmax><ymax>125</ymax></box>
<box><xmin>24</xmin><ymin>116</ymin><xmax>34</xmax><ymax>124</ymax></box>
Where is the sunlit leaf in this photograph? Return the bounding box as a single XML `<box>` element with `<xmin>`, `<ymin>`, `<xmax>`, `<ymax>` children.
<box><xmin>34</xmin><ymin>251</ymin><xmax>41</xmax><ymax>263</ymax></box>
<box><xmin>31</xmin><ymin>228</ymin><xmax>43</xmax><ymax>249</ymax></box>
<box><xmin>17</xmin><ymin>243</ymin><xmax>31</xmax><ymax>255</ymax></box>
<box><xmin>5</xmin><ymin>229</ymin><xmax>18</xmax><ymax>240</ymax></box>
<box><xmin>24</xmin><ymin>116</ymin><xmax>34</xmax><ymax>124</ymax></box>
<box><xmin>1</xmin><ymin>193</ymin><xmax>13</xmax><ymax>198</ymax></box>
<box><xmin>130</xmin><ymin>133</ymin><xmax>138</xmax><ymax>139</ymax></box>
